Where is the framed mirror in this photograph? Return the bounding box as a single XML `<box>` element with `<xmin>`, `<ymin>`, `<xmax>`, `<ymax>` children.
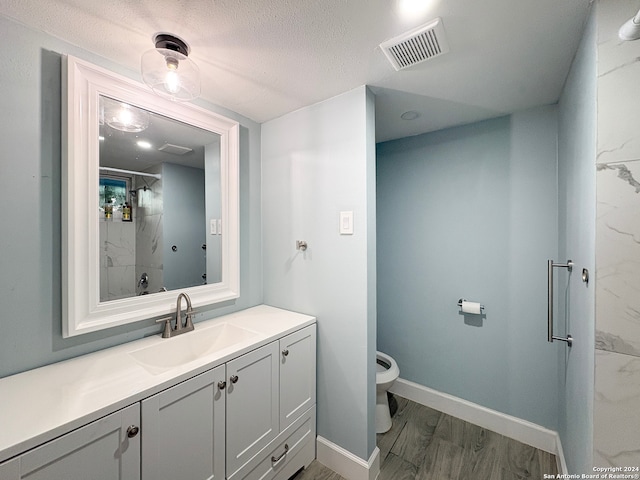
<box><xmin>62</xmin><ymin>56</ymin><xmax>239</xmax><ymax>337</ymax></box>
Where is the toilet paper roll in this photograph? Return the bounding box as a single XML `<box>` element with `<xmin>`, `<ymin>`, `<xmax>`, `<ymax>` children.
<box><xmin>461</xmin><ymin>301</ymin><xmax>482</xmax><ymax>314</ymax></box>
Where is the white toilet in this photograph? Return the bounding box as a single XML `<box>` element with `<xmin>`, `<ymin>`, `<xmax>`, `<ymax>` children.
<box><xmin>375</xmin><ymin>351</ymin><xmax>400</xmax><ymax>434</ymax></box>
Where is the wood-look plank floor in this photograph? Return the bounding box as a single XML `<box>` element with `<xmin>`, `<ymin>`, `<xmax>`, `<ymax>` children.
<box><xmin>292</xmin><ymin>395</ymin><xmax>559</xmax><ymax>480</ymax></box>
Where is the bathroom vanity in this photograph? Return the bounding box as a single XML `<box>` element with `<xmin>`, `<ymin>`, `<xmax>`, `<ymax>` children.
<box><xmin>0</xmin><ymin>306</ymin><xmax>316</xmax><ymax>480</ymax></box>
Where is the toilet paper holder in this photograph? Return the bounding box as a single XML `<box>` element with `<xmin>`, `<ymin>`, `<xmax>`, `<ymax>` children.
<box><xmin>457</xmin><ymin>299</ymin><xmax>485</xmax><ymax>312</ymax></box>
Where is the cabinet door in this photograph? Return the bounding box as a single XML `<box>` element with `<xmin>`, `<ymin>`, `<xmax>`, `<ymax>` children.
<box><xmin>15</xmin><ymin>404</ymin><xmax>139</xmax><ymax>480</ymax></box>
<box><xmin>280</xmin><ymin>325</ymin><xmax>316</xmax><ymax>431</ymax></box>
<box><xmin>141</xmin><ymin>366</ymin><xmax>226</xmax><ymax>480</ymax></box>
<box><xmin>226</xmin><ymin>341</ymin><xmax>279</xmax><ymax>477</ymax></box>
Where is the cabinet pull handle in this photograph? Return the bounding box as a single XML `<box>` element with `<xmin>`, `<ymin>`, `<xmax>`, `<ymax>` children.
<box><xmin>282</xmin><ymin>349</ymin><xmax>289</xmax><ymax>357</ymax></box>
<box><xmin>230</xmin><ymin>375</ymin><xmax>239</xmax><ymax>384</ymax></box>
<box><xmin>271</xmin><ymin>444</ymin><xmax>289</xmax><ymax>463</ymax></box>
<box><xmin>126</xmin><ymin>425</ymin><xmax>139</xmax><ymax>438</ymax></box>
<box><xmin>218</xmin><ymin>381</ymin><xmax>226</xmax><ymax>390</ymax></box>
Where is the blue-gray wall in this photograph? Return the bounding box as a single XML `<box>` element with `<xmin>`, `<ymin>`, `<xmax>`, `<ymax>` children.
<box><xmin>261</xmin><ymin>87</ymin><xmax>377</xmax><ymax>461</ymax></box>
<box><xmin>557</xmin><ymin>6</ymin><xmax>596</xmax><ymax>474</ymax></box>
<box><xmin>376</xmin><ymin>107</ymin><xmax>560</xmax><ymax>429</ymax></box>
<box><xmin>162</xmin><ymin>162</ymin><xmax>206</xmax><ymax>290</ymax></box>
<box><xmin>0</xmin><ymin>15</ymin><xmax>263</xmax><ymax>378</ymax></box>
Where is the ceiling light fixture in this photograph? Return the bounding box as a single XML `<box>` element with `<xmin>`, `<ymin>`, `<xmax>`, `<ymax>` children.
<box><xmin>141</xmin><ymin>33</ymin><xmax>200</xmax><ymax>102</ymax></box>
<box><xmin>397</xmin><ymin>0</ymin><xmax>437</xmax><ymax>20</ymax></box>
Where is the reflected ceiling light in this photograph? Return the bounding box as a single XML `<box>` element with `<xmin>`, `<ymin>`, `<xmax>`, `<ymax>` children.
<box><xmin>137</xmin><ymin>140</ymin><xmax>152</xmax><ymax>149</ymax></box>
<box><xmin>141</xmin><ymin>33</ymin><xmax>200</xmax><ymax>102</ymax></box>
<box><xmin>102</xmin><ymin>97</ymin><xmax>150</xmax><ymax>133</ymax></box>
<box><xmin>619</xmin><ymin>9</ymin><xmax>640</xmax><ymax>41</ymax></box>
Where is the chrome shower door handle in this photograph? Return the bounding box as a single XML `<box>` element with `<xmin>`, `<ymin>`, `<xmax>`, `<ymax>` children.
<box><xmin>547</xmin><ymin>259</ymin><xmax>573</xmax><ymax>347</ymax></box>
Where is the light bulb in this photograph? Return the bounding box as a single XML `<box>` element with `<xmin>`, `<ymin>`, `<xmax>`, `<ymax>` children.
<box><xmin>164</xmin><ymin>69</ymin><xmax>180</xmax><ymax>94</ymax></box>
<box><xmin>397</xmin><ymin>0</ymin><xmax>437</xmax><ymax>20</ymax></box>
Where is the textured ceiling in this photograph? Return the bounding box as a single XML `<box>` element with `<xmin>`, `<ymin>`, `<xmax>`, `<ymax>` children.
<box><xmin>0</xmin><ymin>0</ymin><xmax>592</xmax><ymax>142</ymax></box>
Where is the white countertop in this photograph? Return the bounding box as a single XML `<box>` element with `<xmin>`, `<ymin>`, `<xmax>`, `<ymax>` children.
<box><xmin>0</xmin><ymin>305</ymin><xmax>315</xmax><ymax>463</ymax></box>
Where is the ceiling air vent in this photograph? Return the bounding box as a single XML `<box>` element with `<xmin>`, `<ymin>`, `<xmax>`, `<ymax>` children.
<box><xmin>158</xmin><ymin>143</ymin><xmax>193</xmax><ymax>155</ymax></box>
<box><xmin>380</xmin><ymin>17</ymin><xmax>450</xmax><ymax>71</ymax></box>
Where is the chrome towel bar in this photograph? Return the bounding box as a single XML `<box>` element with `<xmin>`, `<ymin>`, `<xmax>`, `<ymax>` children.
<box><xmin>547</xmin><ymin>259</ymin><xmax>573</xmax><ymax>347</ymax></box>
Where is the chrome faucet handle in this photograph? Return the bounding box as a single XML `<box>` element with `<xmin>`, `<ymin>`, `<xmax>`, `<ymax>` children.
<box><xmin>174</xmin><ymin>311</ymin><xmax>183</xmax><ymax>332</ymax></box>
<box><xmin>155</xmin><ymin>316</ymin><xmax>173</xmax><ymax>338</ymax></box>
<box><xmin>184</xmin><ymin>308</ymin><xmax>196</xmax><ymax>330</ymax></box>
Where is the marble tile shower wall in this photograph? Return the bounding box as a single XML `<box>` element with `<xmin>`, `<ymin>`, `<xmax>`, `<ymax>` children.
<box><xmin>135</xmin><ymin>165</ymin><xmax>164</xmax><ymax>295</ymax></box>
<box><xmin>99</xmin><ymin>221</ymin><xmax>136</xmax><ymax>300</ymax></box>
<box><xmin>594</xmin><ymin>0</ymin><xmax>640</xmax><ymax>468</ymax></box>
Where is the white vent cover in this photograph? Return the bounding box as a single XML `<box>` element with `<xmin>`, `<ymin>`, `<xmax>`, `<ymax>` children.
<box><xmin>158</xmin><ymin>143</ymin><xmax>193</xmax><ymax>155</ymax></box>
<box><xmin>380</xmin><ymin>17</ymin><xmax>450</xmax><ymax>71</ymax></box>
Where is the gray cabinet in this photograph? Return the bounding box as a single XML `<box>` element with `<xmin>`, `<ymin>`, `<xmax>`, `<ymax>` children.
<box><xmin>0</xmin><ymin>323</ymin><xmax>317</xmax><ymax>480</ymax></box>
<box><xmin>228</xmin><ymin>324</ymin><xmax>317</xmax><ymax>480</ymax></box>
<box><xmin>140</xmin><ymin>325</ymin><xmax>316</xmax><ymax>480</ymax></box>
<box><xmin>0</xmin><ymin>404</ymin><xmax>140</xmax><ymax>480</ymax></box>
<box><xmin>141</xmin><ymin>365</ymin><xmax>226</xmax><ymax>480</ymax></box>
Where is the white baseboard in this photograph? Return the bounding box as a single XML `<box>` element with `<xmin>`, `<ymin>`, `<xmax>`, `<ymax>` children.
<box><xmin>316</xmin><ymin>436</ymin><xmax>380</xmax><ymax>480</ymax></box>
<box><xmin>389</xmin><ymin>377</ymin><xmax>566</xmax><ymax>472</ymax></box>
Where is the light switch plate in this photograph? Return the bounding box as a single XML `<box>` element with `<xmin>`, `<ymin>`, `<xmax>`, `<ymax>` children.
<box><xmin>340</xmin><ymin>211</ymin><xmax>354</xmax><ymax>235</ymax></box>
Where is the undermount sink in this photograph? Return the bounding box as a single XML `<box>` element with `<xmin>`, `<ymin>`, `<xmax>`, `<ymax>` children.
<box><xmin>129</xmin><ymin>323</ymin><xmax>258</xmax><ymax>375</ymax></box>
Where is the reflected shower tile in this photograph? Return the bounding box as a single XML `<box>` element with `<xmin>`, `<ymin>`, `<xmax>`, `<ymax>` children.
<box><xmin>104</xmin><ymin>221</ymin><xmax>136</xmax><ymax>267</ymax></box>
<box><xmin>596</xmin><ymin>161</ymin><xmax>640</xmax><ymax>355</ymax></box>
<box><xmin>594</xmin><ymin>350</ymin><xmax>640</xmax><ymax>468</ymax></box>
<box><xmin>106</xmin><ymin>265</ymin><xmax>136</xmax><ymax>300</ymax></box>
<box><xmin>136</xmin><ymin>213</ymin><xmax>163</xmax><ymax>269</ymax></box>
<box><xmin>100</xmin><ymin>260</ymin><xmax>108</xmax><ymax>301</ymax></box>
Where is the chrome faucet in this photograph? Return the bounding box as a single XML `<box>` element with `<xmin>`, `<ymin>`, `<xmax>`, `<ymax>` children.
<box><xmin>176</xmin><ymin>292</ymin><xmax>195</xmax><ymax>333</ymax></box>
<box><xmin>156</xmin><ymin>292</ymin><xmax>196</xmax><ymax>338</ymax></box>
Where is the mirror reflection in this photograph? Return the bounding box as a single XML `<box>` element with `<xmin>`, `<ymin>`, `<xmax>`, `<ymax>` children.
<box><xmin>98</xmin><ymin>95</ymin><xmax>221</xmax><ymax>302</ymax></box>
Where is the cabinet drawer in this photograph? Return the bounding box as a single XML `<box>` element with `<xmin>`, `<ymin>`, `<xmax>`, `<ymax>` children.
<box><xmin>228</xmin><ymin>406</ymin><xmax>316</xmax><ymax>480</ymax></box>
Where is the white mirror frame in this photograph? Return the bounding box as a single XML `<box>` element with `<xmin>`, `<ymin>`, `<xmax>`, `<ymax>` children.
<box><xmin>62</xmin><ymin>55</ymin><xmax>239</xmax><ymax>337</ymax></box>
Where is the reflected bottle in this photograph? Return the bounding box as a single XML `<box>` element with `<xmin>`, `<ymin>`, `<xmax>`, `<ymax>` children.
<box><xmin>104</xmin><ymin>203</ymin><xmax>113</xmax><ymax>220</ymax></box>
<box><xmin>123</xmin><ymin>202</ymin><xmax>132</xmax><ymax>222</ymax></box>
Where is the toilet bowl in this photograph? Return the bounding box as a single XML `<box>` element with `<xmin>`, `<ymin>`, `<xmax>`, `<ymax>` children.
<box><xmin>376</xmin><ymin>351</ymin><xmax>400</xmax><ymax>433</ymax></box>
